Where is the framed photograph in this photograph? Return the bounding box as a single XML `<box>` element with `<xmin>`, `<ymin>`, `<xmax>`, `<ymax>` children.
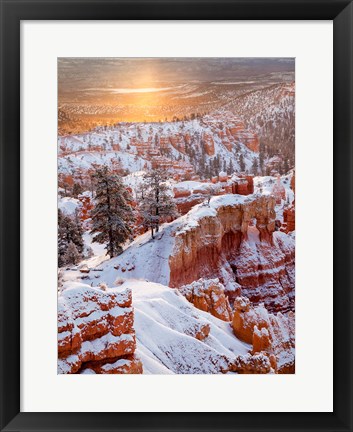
<box><xmin>1</xmin><ymin>0</ymin><xmax>352</xmax><ymax>431</ymax></box>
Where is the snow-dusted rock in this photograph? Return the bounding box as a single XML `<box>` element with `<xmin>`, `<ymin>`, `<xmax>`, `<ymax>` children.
<box><xmin>232</xmin><ymin>296</ymin><xmax>295</xmax><ymax>373</ymax></box>
<box><xmin>58</xmin><ymin>283</ymin><xmax>142</xmax><ymax>374</ymax></box>
<box><xmin>169</xmin><ymin>194</ymin><xmax>277</xmax><ymax>289</ymax></box>
<box><xmin>271</xmin><ymin>175</ymin><xmax>286</xmax><ymax>204</ymax></box>
<box><xmin>179</xmin><ymin>278</ymin><xmax>232</xmax><ymax>321</ymax></box>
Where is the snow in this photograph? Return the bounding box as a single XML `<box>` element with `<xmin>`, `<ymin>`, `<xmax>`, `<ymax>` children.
<box><xmin>123</xmin><ymin>279</ymin><xmax>249</xmax><ymax>374</ymax></box>
<box><xmin>60</xmin><ymin>192</ymin><xmax>268</xmax><ymax>291</ymax></box>
<box><xmin>58</xmin><ymin>150</ymin><xmax>148</xmax><ymax>174</ymax></box>
<box><xmin>58</xmin><ymin>197</ymin><xmax>80</xmax><ymax>215</ymax></box>
<box><xmin>58</xmin><ymin>177</ymin><xmax>295</xmax><ymax>373</ymax></box>
<box><xmin>58</xmin><ymin>112</ymin><xmax>258</xmax><ymax>176</ymax></box>
<box><xmin>254</xmin><ymin>173</ymin><xmax>294</xmax><ymax>201</ymax></box>
<box><xmin>253</xmin><ymin>173</ymin><xmax>294</xmax><ymax>221</ymax></box>
<box><xmin>174</xmin><ymin>193</ymin><xmax>256</xmax><ymax>235</ymax></box>
<box><xmin>59</xmin><ymin>275</ymin><xmax>250</xmax><ymax>374</ymax></box>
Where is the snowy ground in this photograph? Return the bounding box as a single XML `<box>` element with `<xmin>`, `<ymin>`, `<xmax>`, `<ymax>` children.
<box><xmin>59</xmin><ymin>276</ymin><xmax>250</xmax><ymax>374</ymax></box>
<box><xmin>59</xmin><ymin>181</ymin><xmax>294</xmax><ymax>374</ymax></box>
<box><xmin>124</xmin><ymin>279</ymin><xmax>250</xmax><ymax>374</ymax></box>
<box><xmin>59</xmin><ymin>196</ymin><xmax>261</xmax><ymax>373</ymax></box>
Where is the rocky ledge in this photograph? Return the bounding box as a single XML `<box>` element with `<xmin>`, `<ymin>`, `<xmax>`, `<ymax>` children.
<box><xmin>169</xmin><ymin>194</ymin><xmax>294</xmax><ymax>312</ymax></box>
<box><xmin>58</xmin><ymin>283</ymin><xmax>143</xmax><ymax>374</ymax></box>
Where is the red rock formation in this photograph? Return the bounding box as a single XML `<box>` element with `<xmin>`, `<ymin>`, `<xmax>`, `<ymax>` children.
<box><xmin>253</xmin><ymin>326</ymin><xmax>272</xmax><ymax>353</ymax></box>
<box><xmin>150</xmin><ymin>156</ymin><xmax>194</xmax><ymax>180</ymax></box>
<box><xmin>58</xmin><ymin>284</ymin><xmax>142</xmax><ymax>374</ymax></box>
<box><xmin>283</xmin><ymin>204</ymin><xmax>295</xmax><ymax>232</ymax></box>
<box><xmin>271</xmin><ymin>175</ymin><xmax>286</xmax><ymax>204</ymax></box>
<box><xmin>282</xmin><ymin>172</ymin><xmax>295</xmax><ymax>233</ymax></box>
<box><xmin>169</xmin><ymin>134</ymin><xmax>186</xmax><ymax>154</ymax></box>
<box><xmin>81</xmin><ymin>355</ymin><xmax>143</xmax><ymax>374</ymax></box>
<box><xmin>173</xmin><ymin>186</ymin><xmax>191</xmax><ymax>198</ymax></box>
<box><xmin>218</xmin><ymin>172</ymin><xmax>228</xmax><ymax>183</ymax></box>
<box><xmin>78</xmin><ymin>192</ymin><xmax>94</xmax><ymax>221</ymax></box>
<box><xmin>179</xmin><ymin>278</ymin><xmax>232</xmax><ymax>321</ymax></box>
<box><xmin>222</xmin><ymin>138</ymin><xmax>233</xmax><ymax>152</ymax></box>
<box><xmin>233</xmin><ymin>229</ymin><xmax>295</xmax><ymax>311</ymax></box>
<box><xmin>169</xmin><ymin>194</ymin><xmax>294</xmax><ymax>313</ymax></box>
<box><xmin>169</xmin><ymin>195</ymin><xmax>276</xmax><ymax>285</ymax></box>
<box><xmin>175</xmin><ymin>195</ymin><xmax>205</xmax><ymax>215</ymax></box>
<box><xmin>174</xmin><ymin>174</ymin><xmax>255</xmax><ymax>217</ymax></box>
<box><xmin>232</xmin><ymin>352</ymin><xmax>273</xmax><ymax>374</ymax></box>
<box><xmin>202</xmin><ymin>133</ymin><xmax>215</xmax><ymax>156</ymax></box>
<box><xmin>245</xmin><ymin>175</ymin><xmax>254</xmax><ymax>194</ymax></box>
<box><xmin>232</xmin><ymin>296</ymin><xmax>295</xmax><ymax>373</ymax></box>
<box><xmin>236</xmin><ymin>178</ymin><xmax>250</xmax><ymax>195</ymax></box>
<box><xmin>229</xmin><ymin>174</ymin><xmax>254</xmax><ymax>195</ymax></box>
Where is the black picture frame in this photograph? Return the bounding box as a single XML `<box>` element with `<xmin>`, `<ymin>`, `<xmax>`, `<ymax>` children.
<box><xmin>1</xmin><ymin>0</ymin><xmax>352</xmax><ymax>431</ymax></box>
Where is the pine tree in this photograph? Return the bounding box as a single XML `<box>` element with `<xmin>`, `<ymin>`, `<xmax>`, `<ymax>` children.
<box><xmin>139</xmin><ymin>168</ymin><xmax>178</xmax><ymax>238</ymax></box>
<box><xmin>252</xmin><ymin>157</ymin><xmax>259</xmax><ymax>175</ymax></box>
<box><xmin>223</xmin><ymin>160</ymin><xmax>227</xmax><ymax>173</ymax></box>
<box><xmin>72</xmin><ymin>182</ymin><xmax>83</xmax><ymax>198</ymax></box>
<box><xmin>90</xmin><ymin>166</ymin><xmax>134</xmax><ymax>257</ymax></box>
<box><xmin>58</xmin><ymin>209</ymin><xmax>84</xmax><ymax>267</ymax></box>
<box><xmin>239</xmin><ymin>153</ymin><xmax>246</xmax><ymax>172</ymax></box>
<box><xmin>63</xmin><ymin>241</ymin><xmax>81</xmax><ymax>265</ymax></box>
<box><xmin>228</xmin><ymin>159</ymin><xmax>234</xmax><ymax>175</ymax></box>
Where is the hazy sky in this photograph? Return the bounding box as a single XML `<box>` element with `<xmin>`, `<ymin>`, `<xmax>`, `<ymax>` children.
<box><xmin>58</xmin><ymin>58</ymin><xmax>295</xmax><ymax>95</ymax></box>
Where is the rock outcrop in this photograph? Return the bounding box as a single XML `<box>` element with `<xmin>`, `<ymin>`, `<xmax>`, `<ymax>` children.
<box><xmin>78</xmin><ymin>192</ymin><xmax>94</xmax><ymax>221</ymax></box>
<box><xmin>233</xmin><ymin>230</ymin><xmax>295</xmax><ymax>312</ymax></box>
<box><xmin>232</xmin><ymin>296</ymin><xmax>295</xmax><ymax>373</ymax></box>
<box><xmin>282</xmin><ymin>172</ymin><xmax>295</xmax><ymax>232</ymax></box>
<box><xmin>179</xmin><ymin>278</ymin><xmax>232</xmax><ymax>321</ymax></box>
<box><xmin>173</xmin><ymin>175</ymin><xmax>255</xmax><ymax>216</ymax></box>
<box><xmin>202</xmin><ymin>133</ymin><xmax>215</xmax><ymax>156</ymax></box>
<box><xmin>168</xmin><ymin>194</ymin><xmax>294</xmax><ymax>313</ymax></box>
<box><xmin>271</xmin><ymin>176</ymin><xmax>286</xmax><ymax>204</ymax></box>
<box><xmin>283</xmin><ymin>204</ymin><xmax>295</xmax><ymax>232</ymax></box>
<box><xmin>169</xmin><ymin>195</ymin><xmax>273</xmax><ymax>282</ymax></box>
<box><xmin>232</xmin><ymin>352</ymin><xmax>273</xmax><ymax>374</ymax></box>
<box><xmin>58</xmin><ymin>283</ymin><xmax>143</xmax><ymax>374</ymax></box>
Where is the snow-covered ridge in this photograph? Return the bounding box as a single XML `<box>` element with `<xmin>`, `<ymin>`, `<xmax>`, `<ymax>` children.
<box><xmin>58</xmin><ymin>112</ymin><xmax>259</xmax><ymax>178</ymax></box>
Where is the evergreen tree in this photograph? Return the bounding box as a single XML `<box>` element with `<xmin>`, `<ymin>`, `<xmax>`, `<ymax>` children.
<box><xmin>63</xmin><ymin>241</ymin><xmax>81</xmax><ymax>265</ymax></box>
<box><xmin>228</xmin><ymin>159</ymin><xmax>234</xmax><ymax>175</ymax></box>
<box><xmin>252</xmin><ymin>157</ymin><xmax>259</xmax><ymax>175</ymax></box>
<box><xmin>223</xmin><ymin>160</ymin><xmax>227</xmax><ymax>173</ymax></box>
<box><xmin>239</xmin><ymin>153</ymin><xmax>246</xmax><ymax>172</ymax></box>
<box><xmin>72</xmin><ymin>182</ymin><xmax>83</xmax><ymax>198</ymax></box>
<box><xmin>58</xmin><ymin>209</ymin><xmax>84</xmax><ymax>267</ymax></box>
<box><xmin>139</xmin><ymin>168</ymin><xmax>178</xmax><ymax>238</ymax></box>
<box><xmin>90</xmin><ymin>166</ymin><xmax>134</xmax><ymax>257</ymax></box>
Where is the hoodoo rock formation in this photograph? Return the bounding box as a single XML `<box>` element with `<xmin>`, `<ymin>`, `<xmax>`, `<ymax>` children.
<box><xmin>271</xmin><ymin>176</ymin><xmax>286</xmax><ymax>204</ymax></box>
<box><xmin>283</xmin><ymin>171</ymin><xmax>295</xmax><ymax>232</ymax></box>
<box><xmin>58</xmin><ymin>111</ymin><xmax>262</xmax><ymax>185</ymax></box>
<box><xmin>179</xmin><ymin>278</ymin><xmax>233</xmax><ymax>321</ymax></box>
<box><xmin>232</xmin><ymin>352</ymin><xmax>273</xmax><ymax>374</ymax></box>
<box><xmin>283</xmin><ymin>204</ymin><xmax>295</xmax><ymax>232</ymax></box>
<box><xmin>232</xmin><ymin>296</ymin><xmax>295</xmax><ymax>373</ymax></box>
<box><xmin>58</xmin><ymin>283</ymin><xmax>143</xmax><ymax>374</ymax></box>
